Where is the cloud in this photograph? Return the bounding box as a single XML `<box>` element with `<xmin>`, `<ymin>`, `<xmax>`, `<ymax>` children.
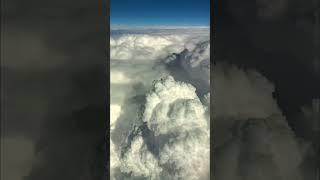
<box><xmin>119</xmin><ymin>136</ymin><xmax>163</xmax><ymax>179</ymax></box>
<box><xmin>216</xmin><ymin>0</ymin><xmax>319</xmax><ymax>138</ymax></box>
<box><xmin>159</xmin><ymin>129</ymin><xmax>210</xmax><ymax>180</ymax></box>
<box><xmin>111</xmin><ymin>76</ymin><xmax>209</xmax><ymax>180</ymax></box>
<box><xmin>213</xmin><ymin>115</ymin><xmax>307</xmax><ymax>180</ymax></box>
<box><xmin>110</xmin><ymin>29</ymin><xmax>209</xmax><ymax>61</ymax></box>
<box><xmin>211</xmin><ymin>63</ymin><xmax>311</xmax><ymax>180</ymax></box>
<box><xmin>110</xmin><ymin>26</ymin><xmax>210</xmax><ymax>30</ymax></box>
<box><xmin>213</xmin><ymin>63</ymin><xmax>281</xmax><ymax>119</ymax></box>
<box><xmin>109</xmin><ymin>26</ymin><xmax>313</xmax><ymax>180</ymax></box>
<box><xmin>144</xmin><ymin>76</ymin><xmax>209</xmax><ymax>180</ymax></box>
<box><xmin>110</xmin><ymin>29</ymin><xmax>211</xmax><ymax>179</ymax></box>
<box><xmin>215</xmin><ymin>1</ymin><xmax>319</xmax><ymax>179</ymax></box>
<box><xmin>164</xmin><ymin>40</ymin><xmax>210</xmax><ymax>95</ymax></box>
<box><xmin>110</xmin><ymin>104</ymin><xmax>122</xmax><ymax>130</ymax></box>
<box><xmin>143</xmin><ymin>76</ymin><xmax>208</xmax><ymax>135</ymax></box>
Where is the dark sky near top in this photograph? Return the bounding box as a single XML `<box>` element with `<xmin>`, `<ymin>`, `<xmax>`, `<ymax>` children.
<box><xmin>110</xmin><ymin>0</ymin><xmax>210</xmax><ymax>26</ymax></box>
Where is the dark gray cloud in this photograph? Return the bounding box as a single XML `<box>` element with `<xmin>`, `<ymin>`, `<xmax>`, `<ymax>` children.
<box><xmin>1</xmin><ymin>0</ymin><xmax>107</xmax><ymax>179</ymax></box>
<box><xmin>214</xmin><ymin>0</ymin><xmax>319</xmax><ymax>179</ymax></box>
<box><xmin>215</xmin><ymin>0</ymin><xmax>320</xmax><ymax>137</ymax></box>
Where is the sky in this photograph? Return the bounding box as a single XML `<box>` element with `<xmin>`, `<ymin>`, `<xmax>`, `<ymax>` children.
<box><xmin>110</xmin><ymin>0</ymin><xmax>210</xmax><ymax>27</ymax></box>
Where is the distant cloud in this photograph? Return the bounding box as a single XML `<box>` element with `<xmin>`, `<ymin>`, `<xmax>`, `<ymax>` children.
<box><xmin>110</xmin><ymin>29</ymin><xmax>209</xmax><ymax>61</ymax></box>
<box><xmin>110</xmin><ymin>25</ymin><xmax>210</xmax><ymax>30</ymax></box>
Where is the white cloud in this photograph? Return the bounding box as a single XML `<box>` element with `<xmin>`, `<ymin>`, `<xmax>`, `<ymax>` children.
<box><xmin>110</xmin><ymin>104</ymin><xmax>122</xmax><ymax>130</ymax></box>
<box><xmin>115</xmin><ymin>76</ymin><xmax>210</xmax><ymax>180</ymax></box>
<box><xmin>143</xmin><ymin>76</ymin><xmax>209</xmax><ymax>180</ymax></box>
<box><xmin>110</xmin><ymin>70</ymin><xmax>131</xmax><ymax>84</ymax></box>
<box><xmin>110</xmin><ymin>26</ymin><xmax>210</xmax><ymax>30</ymax></box>
<box><xmin>159</xmin><ymin>130</ymin><xmax>210</xmax><ymax>180</ymax></box>
<box><xmin>110</xmin><ymin>29</ymin><xmax>209</xmax><ymax>61</ymax></box>
<box><xmin>143</xmin><ymin>76</ymin><xmax>208</xmax><ymax>135</ymax></box>
<box><xmin>119</xmin><ymin>136</ymin><xmax>162</xmax><ymax>179</ymax></box>
<box><xmin>110</xmin><ymin>28</ymin><xmax>210</xmax><ymax>180</ymax></box>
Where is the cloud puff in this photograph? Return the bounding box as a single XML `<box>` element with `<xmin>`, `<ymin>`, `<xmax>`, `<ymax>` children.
<box><xmin>143</xmin><ymin>76</ymin><xmax>208</xmax><ymax>135</ymax></box>
<box><xmin>114</xmin><ymin>76</ymin><xmax>209</xmax><ymax>180</ymax></box>
<box><xmin>119</xmin><ymin>136</ymin><xmax>163</xmax><ymax>179</ymax></box>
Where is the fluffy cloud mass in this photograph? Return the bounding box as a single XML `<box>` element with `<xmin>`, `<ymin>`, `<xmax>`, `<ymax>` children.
<box><xmin>110</xmin><ymin>28</ymin><xmax>209</xmax><ymax>61</ymax></box>
<box><xmin>110</xmin><ymin>28</ymin><xmax>210</xmax><ymax>180</ymax></box>
<box><xmin>114</xmin><ymin>76</ymin><xmax>210</xmax><ymax>180</ymax></box>
<box><xmin>143</xmin><ymin>76</ymin><xmax>208</xmax><ymax>135</ymax></box>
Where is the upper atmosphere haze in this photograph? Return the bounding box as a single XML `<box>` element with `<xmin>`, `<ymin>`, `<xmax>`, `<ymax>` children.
<box><xmin>110</xmin><ymin>0</ymin><xmax>210</xmax><ymax>27</ymax></box>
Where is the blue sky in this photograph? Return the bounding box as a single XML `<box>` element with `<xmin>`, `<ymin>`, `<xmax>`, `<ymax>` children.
<box><xmin>110</xmin><ymin>0</ymin><xmax>210</xmax><ymax>27</ymax></box>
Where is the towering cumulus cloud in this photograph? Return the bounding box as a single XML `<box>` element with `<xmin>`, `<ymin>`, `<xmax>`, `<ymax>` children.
<box><xmin>143</xmin><ymin>76</ymin><xmax>209</xmax><ymax>179</ymax></box>
<box><xmin>110</xmin><ymin>28</ymin><xmax>210</xmax><ymax>180</ymax></box>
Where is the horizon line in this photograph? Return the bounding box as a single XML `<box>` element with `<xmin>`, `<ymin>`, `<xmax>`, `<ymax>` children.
<box><xmin>110</xmin><ymin>25</ymin><xmax>210</xmax><ymax>30</ymax></box>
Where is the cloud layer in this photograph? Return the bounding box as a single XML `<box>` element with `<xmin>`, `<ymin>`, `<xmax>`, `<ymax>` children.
<box><xmin>110</xmin><ymin>29</ymin><xmax>209</xmax><ymax>61</ymax></box>
<box><xmin>110</xmin><ymin>28</ymin><xmax>210</xmax><ymax>180</ymax></box>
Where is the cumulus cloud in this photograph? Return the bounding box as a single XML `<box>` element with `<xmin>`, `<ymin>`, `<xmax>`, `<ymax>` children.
<box><xmin>143</xmin><ymin>76</ymin><xmax>208</xmax><ymax>135</ymax></box>
<box><xmin>144</xmin><ymin>77</ymin><xmax>210</xmax><ymax>180</ymax></box>
<box><xmin>110</xmin><ymin>29</ymin><xmax>210</xmax><ymax>179</ymax></box>
<box><xmin>111</xmin><ymin>76</ymin><xmax>209</xmax><ymax>180</ymax></box>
